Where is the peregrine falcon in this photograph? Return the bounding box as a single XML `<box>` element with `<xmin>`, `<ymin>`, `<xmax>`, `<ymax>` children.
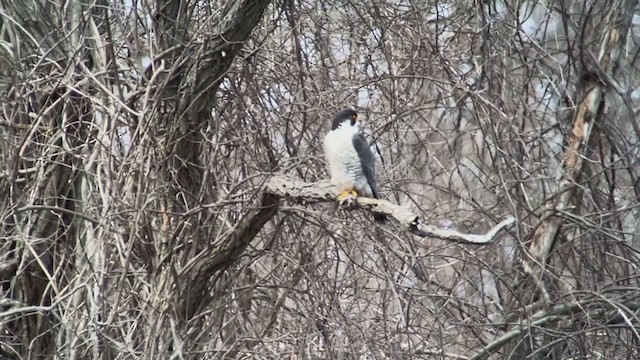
<box><xmin>323</xmin><ymin>109</ymin><xmax>386</xmax><ymax>222</ymax></box>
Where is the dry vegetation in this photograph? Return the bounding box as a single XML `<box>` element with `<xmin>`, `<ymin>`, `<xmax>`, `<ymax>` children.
<box><xmin>1</xmin><ymin>0</ymin><xmax>640</xmax><ymax>359</ymax></box>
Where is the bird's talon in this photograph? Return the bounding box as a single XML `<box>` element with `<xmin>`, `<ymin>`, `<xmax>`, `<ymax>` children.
<box><xmin>340</xmin><ymin>198</ymin><xmax>358</xmax><ymax>209</ymax></box>
<box><xmin>338</xmin><ymin>191</ymin><xmax>358</xmax><ymax>209</ymax></box>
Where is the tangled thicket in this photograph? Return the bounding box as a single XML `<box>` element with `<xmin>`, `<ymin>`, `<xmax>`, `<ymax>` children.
<box><xmin>1</xmin><ymin>0</ymin><xmax>640</xmax><ymax>359</ymax></box>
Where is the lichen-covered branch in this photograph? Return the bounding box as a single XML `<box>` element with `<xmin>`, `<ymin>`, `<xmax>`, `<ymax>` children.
<box><xmin>266</xmin><ymin>175</ymin><xmax>514</xmax><ymax>245</ymax></box>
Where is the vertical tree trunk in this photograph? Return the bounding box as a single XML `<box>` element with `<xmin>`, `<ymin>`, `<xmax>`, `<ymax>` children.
<box><xmin>504</xmin><ymin>1</ymin><xmax>638</xmax><ymax>358</ymax></box>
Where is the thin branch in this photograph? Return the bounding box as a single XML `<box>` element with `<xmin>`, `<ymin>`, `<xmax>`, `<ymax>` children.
<box><xmin>470</xmin><ymin>299</ymin><xmax>640</xmax><ymax>360</ymax></box>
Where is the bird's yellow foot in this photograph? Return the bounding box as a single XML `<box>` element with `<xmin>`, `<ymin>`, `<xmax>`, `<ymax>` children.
<box><xmin>338</xmin><ymin>190</ymin><xmax>359</xmax><ymax>209</ymax></box>
<box><xmin>338</xmin><ymin>190</ymin><xmax>358</xmax><ymax>201</ymax></box>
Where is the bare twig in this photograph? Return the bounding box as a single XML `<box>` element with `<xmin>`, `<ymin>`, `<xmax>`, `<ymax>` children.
<box><xmin>470</xmin><ymin>299</ymin><xmax>640</xmax><ymax>360</ymax></box>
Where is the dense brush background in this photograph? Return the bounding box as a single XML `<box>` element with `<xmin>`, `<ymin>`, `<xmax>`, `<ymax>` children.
<box><xmin>1</xmin><ymin>0</ymin><xmax>640</xmax><ymax>358</ymax></box>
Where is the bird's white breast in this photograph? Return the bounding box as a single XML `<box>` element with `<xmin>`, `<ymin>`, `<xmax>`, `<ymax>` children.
<box><xmin>323</xmin><ymin>124</ymin><xmax>372</xmax><ymax>196</ymax></box>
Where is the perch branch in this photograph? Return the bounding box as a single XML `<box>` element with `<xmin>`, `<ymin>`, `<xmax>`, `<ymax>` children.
<box><xmin>266</xmin><ymin>175</ymin><xmax>514</xmax><ymax>245</ymax></box>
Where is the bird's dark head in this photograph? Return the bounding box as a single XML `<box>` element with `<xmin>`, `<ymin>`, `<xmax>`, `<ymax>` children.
<box><xmin>331</xmin><ymin>108</ymin><xmax>359</xmax><ymax>130</ymax></box>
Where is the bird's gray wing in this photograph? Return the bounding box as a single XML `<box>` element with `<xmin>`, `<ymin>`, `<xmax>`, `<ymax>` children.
<box><xmin>352</xmin><ymin>133</ymin><xmax>380</xmax><ymax>198</ymax></box>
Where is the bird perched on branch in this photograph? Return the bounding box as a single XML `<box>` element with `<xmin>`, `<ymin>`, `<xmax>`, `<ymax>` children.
<box><xmin>323</xmin><ymin>108</ymin><xmax>386</xmax><ymax>222</ymax></box>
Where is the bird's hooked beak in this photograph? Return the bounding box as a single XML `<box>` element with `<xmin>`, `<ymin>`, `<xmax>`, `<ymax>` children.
<box><xmin>339</xmin><ymin>114</ymin><xmax>359</xmax><ymax>129</ymax></box>
<box><xmin>350</xmin><ymin>113</ymin><xmax>360</xmax><ymax>128</ymax></box>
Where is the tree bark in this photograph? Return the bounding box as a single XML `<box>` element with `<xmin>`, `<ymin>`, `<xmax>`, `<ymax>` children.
<box><xmin>504</xmin><ymin>1</ymin><xmax>638</xmax><ymax>358</ymax></box>
<box><xmin>150</xmin><ymin>0</ymin><xmax>273</xmax><ymax>320</ymax></box>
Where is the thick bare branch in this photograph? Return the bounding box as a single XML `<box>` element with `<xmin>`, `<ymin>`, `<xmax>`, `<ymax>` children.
<box><xmin>526</xmin><ymin>0</ymin><xmax>638</xmax><ymax>272</ymax></box>
<box><xmin>177</xmin><ymin>192</ymin><xmax>279</xmax><ymax>318</ymax></box>
<box><xmin>266</xmin><ymin>175</ymin><xmax>514</xmax><ymax>244</ymax></box>
<box><xmin>152</xmin><ymin>0</ymin><xmax>273</xmax><ymax>320</ymax></box>
<box><xmin>0</xmin><ymin>259</ymin><xmax>18</xmax><ymax>281</ymax></box>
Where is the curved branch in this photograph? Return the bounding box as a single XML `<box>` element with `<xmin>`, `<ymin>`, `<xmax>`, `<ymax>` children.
<box><xmin>175</xmin><ymin>192</ymin><xmax>279</xmax><ymax>319</ymax></box>
<box><xmin>266</xmin><ymin>175</ymin><xmax>514</xmax><ymax>245</ymax></box>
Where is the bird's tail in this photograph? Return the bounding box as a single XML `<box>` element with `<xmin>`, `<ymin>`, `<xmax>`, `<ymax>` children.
<box><xmin>371</xmin><ymin>189</ymin><xmax>387</xmax><ymax>223</ymax></box>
